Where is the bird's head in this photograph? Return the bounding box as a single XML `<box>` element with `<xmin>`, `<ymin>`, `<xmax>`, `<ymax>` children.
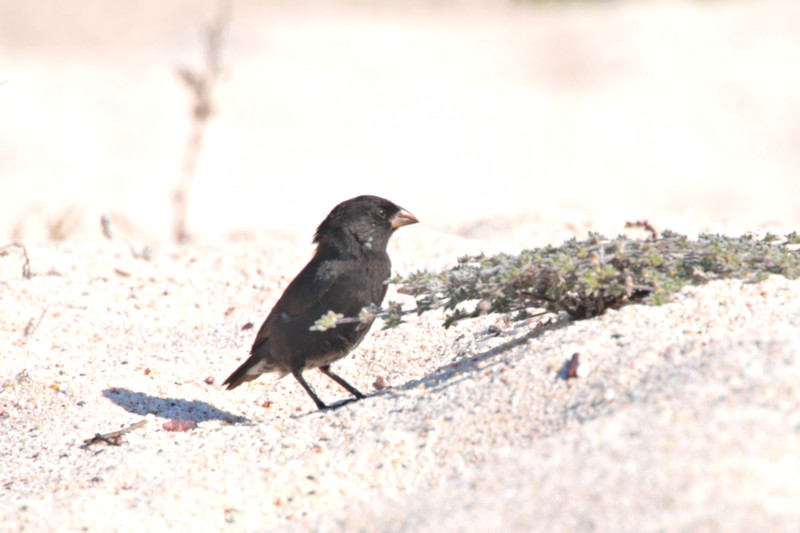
<box><xmin>313</xmin><ymin>195</ymin><xmax>418</xmax><ymax>254</ymax></box>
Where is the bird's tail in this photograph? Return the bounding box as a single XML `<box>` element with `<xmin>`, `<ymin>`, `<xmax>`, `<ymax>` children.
<box><xmin>222</xmin><ymin>352</ymin><xmax>270</xmax><ymax>390</ymax></box>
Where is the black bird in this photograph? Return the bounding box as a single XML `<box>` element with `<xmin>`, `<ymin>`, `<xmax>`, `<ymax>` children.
<box><xmin>222</xmin><ymin>195</ymin><xmax>418</xmax><ymax>410</ymax></box>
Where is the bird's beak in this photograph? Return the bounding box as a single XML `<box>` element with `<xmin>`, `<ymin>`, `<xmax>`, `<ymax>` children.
<box><xmin>390</xmin><ymin>208</ymin><xmax>419</xmax><ymax>229</ymax></box>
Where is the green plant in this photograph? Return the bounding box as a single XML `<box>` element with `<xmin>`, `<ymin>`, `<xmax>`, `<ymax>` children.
<box><xmin>312</xmin><ymin>229</ymin><xmax>800</xmax><ymax>331</ymax></box>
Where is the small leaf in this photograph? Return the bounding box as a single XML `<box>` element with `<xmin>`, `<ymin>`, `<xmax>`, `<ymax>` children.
<box><xmin>310</xmin><ymin>311</ymin><xmax>345</xmax><ymax>332</ymax></box>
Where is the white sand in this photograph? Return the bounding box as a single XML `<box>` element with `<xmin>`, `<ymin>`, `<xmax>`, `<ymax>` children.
<box><xmin>2</xmin><ymin>224</ymin><xmax>800</xmax><ymax>531</ymax></box>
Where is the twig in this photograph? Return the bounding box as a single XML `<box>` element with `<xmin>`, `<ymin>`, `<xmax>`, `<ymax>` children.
<box><xmin>81</xmin><ymin>419</ymin><xmax>147</xmax><ymax>448</ymax></box>
<box><xmin>99</xmin><ymin>215</ymin><xmax>152</xmax><ymax>260</ymax></box>
<box><xmin>310</xmin><ymin>303</ymin><xmax>411</xmax><ymax>332</ymax></box>
<box><xmin>24</xmin><ymin>307</ymin><xmax>48</xmax><ymax>338</ymax></box>
<box><xmin>0</xmin><ymin>242</ymin><xmax>31</xmax><ymax>279</ymax></box>
<box><xmin>625</xmin><ymin>219</ymin><xmax>659</xmax><ymax>240</ymax></box>
<box><xmin>46</xmin><ymin>205</ymin><xmax>82</xmax><ymax>241</ymax></box>
<box><xmin>173</xmin><ymin>0</ymin><xmax>232</xmax><ymax>243</ymax></box>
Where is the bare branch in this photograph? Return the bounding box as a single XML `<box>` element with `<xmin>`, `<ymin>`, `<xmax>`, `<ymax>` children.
<box><xmin>0</xmin><ymin>242</ymin><xmax>31</xmax><ymax>279</ymax></box>
<box><xmin>172</xmin><ymin>0</ymin><xmax>232</xmax><ymax>243</ymax></box>
<box><xmin>81</xmin><ymin>419</ymin><xmax>147</xmax><ymax>449</ymax></box>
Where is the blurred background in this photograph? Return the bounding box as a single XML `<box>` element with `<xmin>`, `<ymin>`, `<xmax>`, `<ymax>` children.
<box><xmin>1</xmin><ymin>0</ymin><xmax>799</xmax><ymax>245</ymax></box>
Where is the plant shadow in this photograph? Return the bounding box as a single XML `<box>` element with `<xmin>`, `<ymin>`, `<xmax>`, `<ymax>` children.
<box><xmin>396</xmin><ymin>313</ymin><xmax>573</xmax><ymax>394</ymax></box>
<box><xmin>103</xmin><ymin>387</ymin><xmax>250</xmax><ymax>424</ymax></box>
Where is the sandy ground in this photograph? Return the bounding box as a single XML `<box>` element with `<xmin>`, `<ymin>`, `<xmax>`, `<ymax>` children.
<box><xmin>2</xmin><ymin>0</ymin><xmax>800</xmax><ymax>531</ymax></box>
<box><xmin>2</xmin><ymin>230</ymin><xmax>800</xmax><ymax>531</ymax></box>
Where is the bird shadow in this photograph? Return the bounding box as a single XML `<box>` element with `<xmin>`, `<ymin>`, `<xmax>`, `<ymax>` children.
<box><xmin>103</xmin><ymin>387</ymin><xmax>250</xmax><ymax>424</ymax></box>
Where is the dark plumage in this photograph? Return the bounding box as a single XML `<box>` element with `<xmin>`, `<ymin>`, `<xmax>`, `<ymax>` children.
<box><xmin>222</xmin><ymin>195</ymin><xmax>418</xmax><ymax>410</ymax></box>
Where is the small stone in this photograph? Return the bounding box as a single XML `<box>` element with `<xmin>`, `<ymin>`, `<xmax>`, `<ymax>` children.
<box><xmin>162</xmin><ymin>420</ymin><xmax>197</xmax><ymax>432</ymax></box>
<box><xmin>565</xmin><ymin>353</ymin><xmax>580</xmax><ymax>379</ymax></box>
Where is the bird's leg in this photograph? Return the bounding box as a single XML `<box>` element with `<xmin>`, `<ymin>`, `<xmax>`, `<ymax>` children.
<box><xmin>291</xmin><ymin>369</ymin><xmax>327</xmax><ymax>410</ymax></box>
<box><xmin>319</xmin><ymin>365</ymin><xmax>366</xmax><ymax>400</ymax></box>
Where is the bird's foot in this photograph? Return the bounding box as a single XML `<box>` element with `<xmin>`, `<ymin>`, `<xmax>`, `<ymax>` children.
<box><xmin>318</xmin><ymin>397</ymin><xmax>361</xmax><ymax>411</ymax></box>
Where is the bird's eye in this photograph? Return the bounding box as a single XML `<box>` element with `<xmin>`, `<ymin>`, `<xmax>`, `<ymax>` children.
<box><xmin>376</xmin><ymin>207</ymin><xmax>387</xmax><ymax>218</ymax></box>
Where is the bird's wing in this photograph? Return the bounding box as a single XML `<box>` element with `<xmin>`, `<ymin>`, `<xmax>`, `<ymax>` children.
<box><xmin>250</xmin><ymin>256</ymin><xmax>342</xmax><ymax>352</ymax></box>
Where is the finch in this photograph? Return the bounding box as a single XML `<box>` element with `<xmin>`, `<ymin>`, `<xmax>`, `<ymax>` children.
<box><xmin>222</xmin><ymin>195</ymin><xmax>418</xmax><ymax>410</ymax></box>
